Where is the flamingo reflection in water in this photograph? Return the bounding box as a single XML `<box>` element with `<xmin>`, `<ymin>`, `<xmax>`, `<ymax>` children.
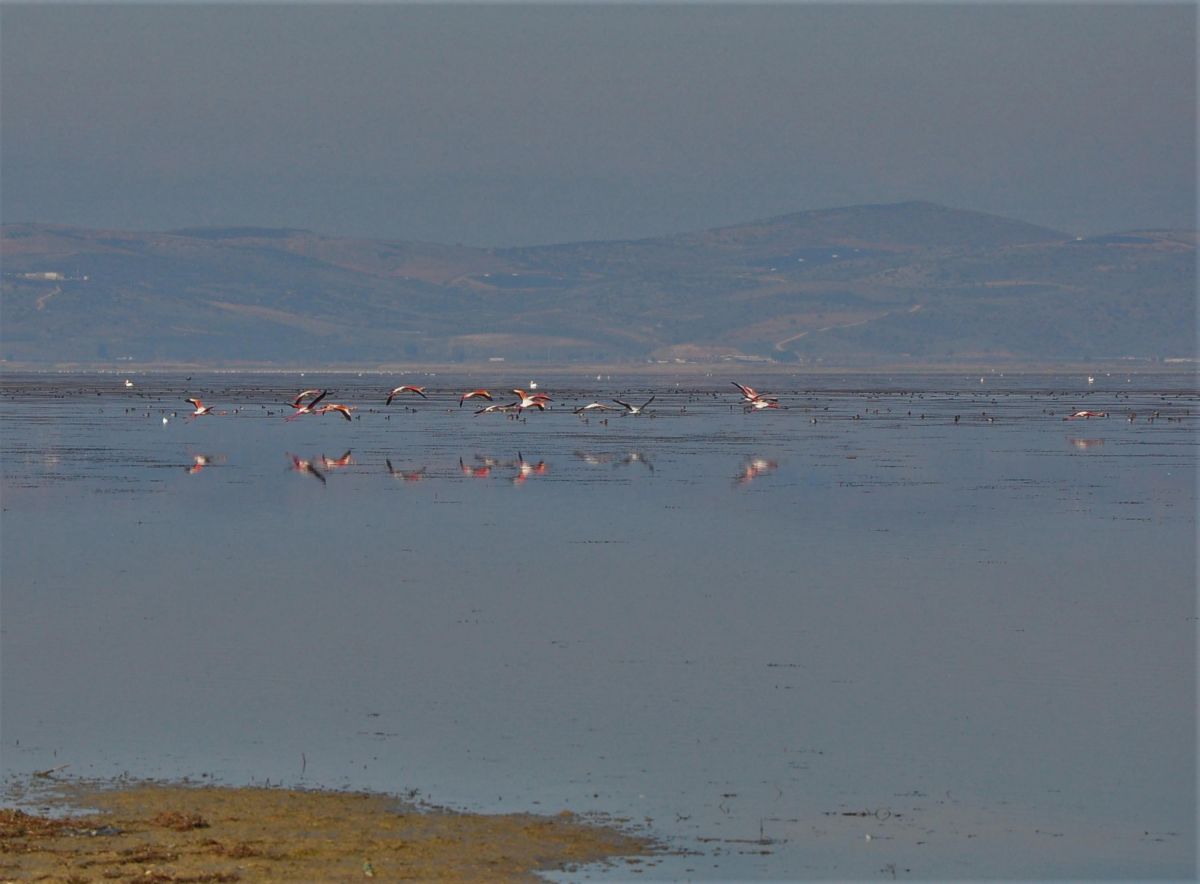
<box><xmin>574</xmin><ymin>450</ymin><xmax>615</xmax><ymax>466</ymax></box>
<box><xmin>619</xmin><ymin>451</ymin><xmax>654</xmax><ymax>472</ymax></box>
<box><xmin>321</xmin><ymin>451</ymin><xmax>355</xmax><ymax>469</ymax></box>
<box><xmin>735</xmin><ymin>457</ymin><xmax>778</xmax><ymax>486</ymax></box>
<box><xmin>513</xmin><ymin>452</ymin><xmax>548</xmax><ymax>485</ymax></box>
<box><xmin>459</xmin><ymin>456</ymin><xmax>498</xmax><ymax>478</ymax></box>
<box><xmin>288</xmin><ymin>453</ymin><xmax>326</xmax><ymax>484</ymax></box>
<box><xmin>185</xmin><ymin>454</ymin><xmax>224</xmax><ymax>475</ymax></box>
<box><xmin>386</xmin><ymin>459</ymin><xmax>426</xmax><ymax>481</ymax></box>
<box><xmin>575</xmin><ymin>450</ymin><xmax>654</xmax><ymax>472</ymax></box>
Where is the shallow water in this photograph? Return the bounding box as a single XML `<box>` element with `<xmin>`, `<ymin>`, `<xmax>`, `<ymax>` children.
<box><xmin>1</xmin><ymin>370</ymin><xmax>1196</xmax><ymax>879</ymax></box>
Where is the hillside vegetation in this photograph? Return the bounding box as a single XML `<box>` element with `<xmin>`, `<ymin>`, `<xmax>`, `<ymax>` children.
<box><xmin>2</xmin><ymin>201</ymin><xmax>1194</xmax><ymax>366</ymax></box>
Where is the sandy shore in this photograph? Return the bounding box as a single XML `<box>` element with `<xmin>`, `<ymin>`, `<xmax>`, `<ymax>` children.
<box><xmin>0</xmin><ymin>779</ymin><xmax>655</xmax><ymax>882</ymax></box>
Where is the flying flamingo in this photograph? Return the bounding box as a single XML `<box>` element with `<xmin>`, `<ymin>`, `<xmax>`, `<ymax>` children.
<box><xmin>459</xmin><ymin>389</ymin><xmax>492</xmax><ymax>407</ymax></box>
<box><xmin>512</xmin><ymin>389</ymin><xmax>551</xmax><ymax>410</ymax></box>
<box><xmin>314</xmin><ymin>403</ymin><xmax>356</xmax><ymax>421</ymax></box>
<box><xmin>745</xmin><ymin>398</ymin><xmax>781</xmax><ymax>411</ymax></box>
<box><xmin>613</xmin><ymin>395</ymin><xmax>655</xmax><ymax>415</ymax></box>
<box><xmin>732</xmin><ymin>381</ymin><xmax>770</xmax><ymax>404</ymax></box>
<box><xmin>185</xmin><ymin>397</ymin><xmax>223</xmax><ymax>416</ymax></box>
<box><xmin>287</xmin><ymin>390</ymin><xmax>327</xmax><ymax>420</ymax></box>
<box><xmin>386</xmin><ymin>385</ymin><xmax>427</xmax><ymax>404</ymax></box>
<box><xmin>574</xmin><ymin>402</ymin><xmax>619</xmax><ymax>414</ymax></box>
<box><xmin>475</xmin><ymin>403</ymin><xmax>522</xmax><ymax>415</ymax></box>
<box><xmin>292</xmin><ymin>389</ymin><xmax>324</xmax><ymax>407</ymax></box>
<box><xmin>1064</xmin><ymin>410</ymin><xmax>1108</xmax><ymax>420</ymax></box>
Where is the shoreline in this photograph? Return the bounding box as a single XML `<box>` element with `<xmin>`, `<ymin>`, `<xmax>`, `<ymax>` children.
<box><xmin>1</xmin><ymin>778</ymin><xmax>657</xmax><ymax>882</ymax></box>
<box><xmin>0</xmin><ymin>358</ymin><xmax>1193</xmax><ymax>379</ymax></box>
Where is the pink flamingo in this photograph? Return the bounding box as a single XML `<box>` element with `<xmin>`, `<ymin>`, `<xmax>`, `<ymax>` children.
<box><xmin>745</xmin><ymin>398</ymin><xmax>781</xmax><ymax>411</ymax></box>
<box><xmin>512</xmin><ymin>389</ymin><xmax>551</xmax><ymax>410</ymax></box>
<box><xmin>287</xmin><ymin>390</ymin><xmax>327</xmax><ymax>420</ymax></box>
<box><xmin>386</xmin><ymin>385</ymin><xmax>427</xmax><ymax>404</ymax></box>
<box><xmin>185</xmin><ymin>397</ymin><xmax>223</xmax><ymax>416</ymax></box>
<box><xmin>574</xmin><ymin>402</ymin><xmax>619</xmax><ymax>414</ymax></box>
<box><xmin>459</xmin><ymin>389</ymin><xmax>493</xmax><ymax>407</ymax></box>
<box><xmin>314</xmin><ymin>403</ymin><xmax>355</xmax><ymax>421</ymax></box>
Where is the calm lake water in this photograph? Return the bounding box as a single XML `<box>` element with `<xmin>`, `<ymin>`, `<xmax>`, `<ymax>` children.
<box><xmin>1</xmin><ymin>370</ymin><xmax>1195</xmax><ymax>879</ymax></box>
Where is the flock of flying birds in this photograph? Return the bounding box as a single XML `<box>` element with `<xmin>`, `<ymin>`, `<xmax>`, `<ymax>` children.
<box><xmin>130</xmin><ymin>376</ymin><xmax>1185</xmax><ymax>485</ymax></box>
<box><xmin>180</xmin><ymin>380</ymin><xmax>1131</xmax><ymax>424</ymax></box>
<box><xmin>172</xmin><ymin>381</ymin><xmax>786</xmax><ymax>486</ymax></box>
<box><xmin>182</xmin><ymin>381</ymin><xmax>784</xmax><ymax>422</ymax></box>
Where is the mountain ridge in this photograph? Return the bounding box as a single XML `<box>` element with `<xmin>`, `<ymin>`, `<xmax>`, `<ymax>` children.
<box><xmin>2</xmin><ymin>202</ymin><xmax>1194</xmax><ymax>367</ymax></box>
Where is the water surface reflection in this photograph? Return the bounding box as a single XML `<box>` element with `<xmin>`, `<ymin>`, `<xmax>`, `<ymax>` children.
<box><xmin>1</xmin><ymin>371</ymin><xmax>1195</xmax><ymax>879</ymax></box>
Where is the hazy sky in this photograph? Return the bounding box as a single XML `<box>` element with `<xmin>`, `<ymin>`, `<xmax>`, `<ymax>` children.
<box><xmin>2</xmin><ymin>3</ymin><xmax>1195</xmax><ymax>246</ymax></box>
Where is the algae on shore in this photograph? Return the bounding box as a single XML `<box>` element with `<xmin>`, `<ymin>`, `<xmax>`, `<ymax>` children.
<box><xmin>0</xmin><ymin>780</ymin><xmax>655</xmax><ymax>882</ymax></box>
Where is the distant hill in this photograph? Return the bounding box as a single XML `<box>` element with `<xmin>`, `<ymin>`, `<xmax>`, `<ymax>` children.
<box><xmin>1</xmin><ymin>202</ymin><xmax>1194</xmax><ymax>367</ymax></box>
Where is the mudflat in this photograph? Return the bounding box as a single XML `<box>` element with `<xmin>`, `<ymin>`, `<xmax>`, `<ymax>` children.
<box><xmin>0</xmin><ymin>780</ymin><xmax>654</xmax><ymax>882</ymax></box>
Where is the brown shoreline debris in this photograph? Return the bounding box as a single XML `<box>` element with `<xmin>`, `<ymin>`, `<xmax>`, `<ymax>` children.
<box><xmin>0</xmin><ymin>780</ymin><xmax>655</xmax><ymax>881</ymax></box>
